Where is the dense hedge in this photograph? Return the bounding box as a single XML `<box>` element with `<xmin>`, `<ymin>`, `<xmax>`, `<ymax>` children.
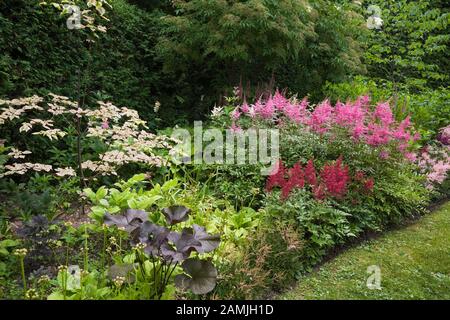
<box><xmin>0</xmin><ymin>0</ymin><xmax>364</xmax><ymax>127</ymax></box>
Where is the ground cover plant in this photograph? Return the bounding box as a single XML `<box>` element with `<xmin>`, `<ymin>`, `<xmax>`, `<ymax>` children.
<box><xmin>0</xmin><ymin>0</ymin><xmax>449</xmax><ymax>301</ymax></box>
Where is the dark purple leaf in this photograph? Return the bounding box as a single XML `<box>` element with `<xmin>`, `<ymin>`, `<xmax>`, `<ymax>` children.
<box><xmin>192</xmin><ymin>224</ymin><xmax>221</xmax><ymax>253</ymax></box>
<box><xmin>162</xmin><ymin>206</ymin><xmax>191</xmax><ymax>225</ymax></box>
<box><xmin>174</xmin><ymin>258</ymin><xmax>217</xmax><ymax>294</ymax></box>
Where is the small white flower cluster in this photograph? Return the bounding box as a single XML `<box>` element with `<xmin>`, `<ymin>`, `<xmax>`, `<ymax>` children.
<box><xmin>25</xmin><ymin>289</ymin><xmax>39</xmax><ymax>300</ymax></box>
<box><xmin>210</xmin><ymin>105</ymin><xmax>224</xmax><ymax>118</ymax></box>
<box><xmin>55</xmin><ymin>167</ymin><xmax>77</xmax><ymax>177</ymax></box>
<box><xmin>13</xmin><ymin>248</ymin><xmax>28</xmax><ymax>257</ymax></box>
<box><xmin>3</xmin><ymin>163</ymin><xmax>52</xmax><ymax>176</ymax></box>
<box><xmin>38</xmin><ymin>275</ymin><xmax>51</xmax><ymax>284</ymax></box>
<box><xmin>113</xmin><ymin>276</ymin><xmax>126</xmax><ymax>287</ymax></box>
<box><xmin>7</xmin><ymin>148</ymin><xmax>32</xmax><ymax>159</ymax></box>
<box><xmin>0</xmin><ymin>93</ymin><xmax>175</xmax><ymax>178</ymax></box>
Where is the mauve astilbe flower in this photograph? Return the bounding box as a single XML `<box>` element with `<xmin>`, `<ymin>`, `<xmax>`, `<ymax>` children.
<box><xmin>416</xmin><ymin>140</ymin><xmax>450</xmax><ymax>189</ymax></box>
<box><xmin>404</xmin><ymin>152</ymin><xmax>417</xmax><ymax>162</ymax></box>
<box><xmin>437</xmin><ymin>125</ymin><xmax>450</xmax><ymax>145</ymax></box>
<box><xmin>379</xmin><ymin>150</ymin><xmax>390</xmax><ymax>159</ymax></box>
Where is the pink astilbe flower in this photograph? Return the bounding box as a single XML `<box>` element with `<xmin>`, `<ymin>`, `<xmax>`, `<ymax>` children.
<box><xmin>393</xmin><ymin>116</ymin><xmax>412</xmax><ymax>141</ymax></box>
<box><xmin>101</xmin><ymin>120</ymin><xmax>109</xmax><ymax>129</ymax></box>
<box><xmin>334</xmin><ymin>101</ymin><xmax>365</xmax><ymax>128</ymax></box>
<box><xmin>231</xmin><ymin>108</ymin><xmax>241</xmax><ymax>121</ymax></box>
<box><xmin>252</xmin><ymin>99</ymin><xmax>265</xmax><ymax>117</ymax></box>
<box><xmin>352</xmin><ymin>122</ymin><xmax>367</xmax><ymax>140</ymax></box>
<box><xmin>230</xmin><ymin>122</ymin><xmax>242</xmax><ymax>133</ymax></box>
<box><xmin>272</xmin><ymin>90</ymin><xmax>289</xmax><ymax>111</ymax></box>
<box><xmin>240</xmin><ymin>101</ymin><xmax>250</xmax><ymax>113</ymax></box>
<box><xmin>373</xmin><ymin>102</ymin><xmax>394</xmax><ymax>126</ymax></box>
<box><xmin>365</xmin><ymin>124</ymin><xmax>391</xmax><ymax>146</ymax></box>
<box><xmin>309</xmin><ymin>100</ymin><xmax>333</xmax><ymax>133</ymax></box>
<box><xmin>357</xmin><ymin>95</ymin><xmax>371</xmax><ymax>107</ymax></box>
<box><xmin>283</xmin><ymin>98</ymin><xmax>309</xmax><ymax>124</ymax></box>
<box><xmin>259</xmin><ymin>97</ymin><xmax>276</xmax><ymax>119</ymax></box>
<box><xmin>231</xmin><ymin>92</ymin><xmax>419</xmax><ymax>162</ymax></box>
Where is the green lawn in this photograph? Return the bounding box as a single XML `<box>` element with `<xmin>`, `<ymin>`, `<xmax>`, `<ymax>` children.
<box><xmin>280</xmin><ymin>201</ymin><xmax>450</xmax><ymax>300</ymax></box>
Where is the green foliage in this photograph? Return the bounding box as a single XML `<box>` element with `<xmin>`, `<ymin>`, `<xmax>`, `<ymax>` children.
<box><xmin>157</xmin><ymin>0</ymin><xmax>365</xmax><ymax>103</ymax></box>
<box><xmin>361</xmin><ymin>0</ymin><xmax>449</xmax><ymax>90</ymax></box>
<box><xmin>281</xmin><ymin>202</ymin><xmax>450</xmax><ymax>300</ymax></box>
<box><xmin>0</xmin><ymin>239</ymin><xmax>20</xmax><ymax>277</ymax></box>
<box><xmin>0</xmin><ymin>0</ymin><xmax>166</xmax><ymax>126</ymax></box>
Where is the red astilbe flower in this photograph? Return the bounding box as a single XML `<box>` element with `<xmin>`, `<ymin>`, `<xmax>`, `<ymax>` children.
<box><xmin>319</xmin><ymin>156</ymin><xmax>349</xmax><ymax>198</ymax></box>
<box><xmin>312</xmin><ymin>183</ymin><xmax>326</xmax><ymax>201</ymax></box>
<box><xmin>304</xmin><ymin>159</ymin><xmax>317</xmax><ymax>186</ymax></box>
<box><xmin>288</xmin><ymin>162</ymin><xmax>305</xmax><ymax>189</ymax></box>
<box><xmin>265</xmin><ymin>160</ymin><xmax>307</xmax><ymax>199</ymax></box>
<box><xmin>364</xmin><ymin>178</ymin><xmax>374</xmax><ymax>192</ymax></box>
<box><xmin>281</xmin><ymin>162</ymin><xmax>305</xmax><ymax>199</ymax></box>
<box><xmin>265</xmin><ymin>160</ymin><xmax>287</xmax><ymax>192</ymax></box>
<box><xmin>354</xmin><ymin>170</ymin><xmax>365</xmax><ymax>182</ymax></box>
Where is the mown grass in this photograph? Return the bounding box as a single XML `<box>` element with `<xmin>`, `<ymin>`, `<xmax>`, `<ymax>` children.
<box><xmin>280</xmin><ymin>201</ymin><xmax>450</xmax><ymax>300</ymax></box>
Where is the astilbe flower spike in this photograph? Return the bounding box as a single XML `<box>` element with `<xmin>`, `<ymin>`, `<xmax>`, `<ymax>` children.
<box><xmin>319</xmin><ymin>156</ymin><xmax>350</xmax><ymax>199</ymax></box>
<box><xmin>304</xmin><ymin>159</ymin><xmax>317</xmax><ymax>186</ymax></box>
<box><xmin>232</xmin><ymin>92</ymin><xmax>418</xmax><ymax>162</ymax></box>
<box><xmin>265</xmin><ymin>160</ymin><xmax>287</xmax><ymax>192</ymax></box>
